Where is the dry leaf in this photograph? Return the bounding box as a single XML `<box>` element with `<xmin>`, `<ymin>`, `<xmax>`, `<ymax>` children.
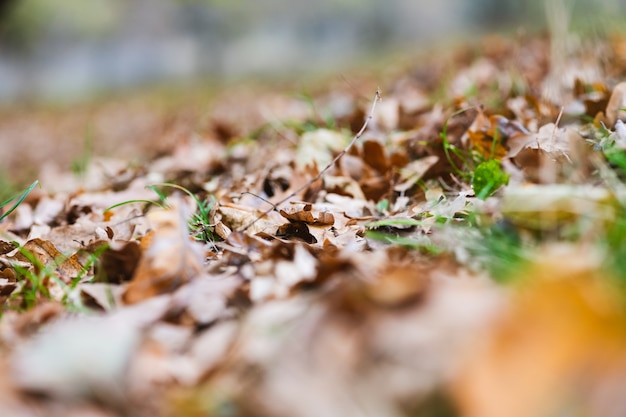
<box><xmin>363</xmin><ymin>263</ymin><xmax>429</xmax><ymax>307</ymax></box>
<box><xmin>605</xmin><ymin>81</ymin><xmax>626</xmax><ymax>127</ymax></box>
<box><xmin>218</xmin><ymin>203</ymin><xmax>281</xmax><ymax>235</ymax></box>
<box><xmin>279</xmin><ymin>207</ymin><xmax>335</xmax><ymax>226</ymax></box>
<box><xmin>123</xmin><ymin>201</ymin><xmax>204</xmax><ymax>304</ymax></box>
<box><xmin>296</xmin><ymin>129</ymin><xmax>347</xmax><ymax>170</ymax></box>
<box><xmin>79</xmin><ymin>282</ymin><xmax>125</xmax><ymax>311</ymax></box>
<box><xmin>12</xmin><ymin>296</ymin><xmax>171</xmax><ymax>400</ymax></box>
<box><xmin>0</xmin><ymin>240</ymin><xmax>17</xmax><ymax>256</ymax></box>
<box><xmin>275</xmin><ymin>244</ymin><xmax>318</xmax><ymax>291</ymax></box>
<box><xmin>12</xmin><ymin>315</ymin><xmax>142</xmax><ymax>400</ymax></box>
<box><xmin>395</xmin><ymin>156</ymin><xmax>439</xmax><ymax>193</ymax></box>
<box><xmin>362</xmin><ymin>140</ymin><xmax>389</xmax><ymax>173</ymax></box>
<box><xmin>171</xmin><ymin>273</ymin><xmax>241</xmax><ymax>325</ymax></box>
<box><xmin>93</xmin><ymin>240</ymin><xmax>141</xmax><ymax>284</ymax></box>
<box><xmin>464</xmin><ymin>111</ymin><xmax>512</xmax><ymax>160</ymax></box>
<box><xmin>17</xmin><ymin>238</ymin><xmax>85</xmax><ymax>284</ymax></box>
<box><xmin>323</xmin><ymin>175</ymin><xmax>366</xmax><ymax>200</ymax></box>
<box><xmin>275</xmin><ymin>222</ymin><xmax>317</xmax><ymax>244</ymax></box>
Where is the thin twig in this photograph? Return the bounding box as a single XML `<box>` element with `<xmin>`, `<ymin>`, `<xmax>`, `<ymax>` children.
<box><xmin>551</xmin><ymin>105</ymin><xmax>564</xmax><ymax>142</ymax></box>
<box><xmin>240</xmin><ymin>191</ymin><xmax>278</xmax><ymax>210</ymax></box>
<box><xmin>240</xmin><ymin>88</ymin><xmax>382</xmax><ymax>232</ymax></box>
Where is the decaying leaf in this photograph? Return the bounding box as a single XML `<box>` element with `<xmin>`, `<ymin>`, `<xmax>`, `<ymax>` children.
<box><xmin>123</xmin><ymin>200</ymin><xmax>205</xmax><ymax>304</ymax></box>
<box><xmin>395</xmin><ymin>155</ymin><xmax>439</xmax><ymax>193</ymax></box>
<box><xmin>279</xmin><ymin>205</ymin><xmax>335</xmax><ymax>226</ymax></box>
<box><xmin>0</xmin><ymin>240</ymin><xmax>17</xmax><ymax>256</ymax></box>
<box><xmin>296</xmin><ymin>129</ymin><xmax>348</xmax><ymax>170</ymax></box>
<box><xmin>15</xmin><ymin>238</ymin><xmax>85</xmax><ymax>284</ymax></box>
<box><xmin>275</xmin><ymin>221</ymin><xmax>317</xmax><ymax>244</ymax></box>
<box><xmin>218</xmin><ymin>203</ymin><xmax>281</xmax><ymax>235</ymax></box>
<box><xmin>363</xmin><ymin>262</ymin><xmax>429</xmax><ymax>307</ymax></box>
<box><xmin>323</xmin><ymin>175</ymin><xmax>367</xmax><ymax>200</ymax></box>
<box><xmin>605</xmin><ymin>81</ymin><xmax>626</xmax><ymax>127</ymax></box>
<box><xmin>12</xmin><ymin>296</ymin><xmax>171</xmax><ymax>400</ymax></box>
<box><xmin>274</xmin><ymin>244</ymin><xmax>317</xmax><ymax>290</ymax></box>
<box><xmin>94</xmin><ymin>240</ymin><xmax>141</xmax><ymax>284</ymax></box>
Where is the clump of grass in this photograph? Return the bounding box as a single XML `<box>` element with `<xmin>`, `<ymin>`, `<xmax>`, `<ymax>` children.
<box><xmin>439</xmin><ymin>110</ymin><xmax>509</xmax><ymax>199</ymax></box>
<box><xmin>3</xmin><ymin>241</ymin><xmax>110</xmax><ymax>314</ymax></box>
<box><xmin>146</xmin><ymin>183</ymin><xmax>219</xmax><ymax>243</ymax></box>
<box><xmin>106</xmin><ymin>182</ymin><xmax>219</xmax><ymax>244</ymax></box>
<box><xmin>8</xmin><ymin>246</ymin><xmax>54</xmax><ymax>311</ymax></box>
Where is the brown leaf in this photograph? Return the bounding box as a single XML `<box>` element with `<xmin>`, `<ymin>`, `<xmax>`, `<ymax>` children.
<box><xmin>218</xmin><ymin>203</ymin><xmax>280</xmax><ymax>235</ymax></box>
<box><xmin>395</xmin><ymin>156</ymin><xmax>439</xmax><ymax>193</ymax></box>
<box><xmin>274</xmin><ymin>244</ymin><xmax>318</xmax><ymax>290</ymax></box>
<box><xmin>0</xmin><ymin>240</ymin><xmax>17</xmax><ymax>256</ymax></box>
<box><xmin>94</xmin><ymin>240</ymin><xmax>141</xmax><ymax>284</ymax></box>
<box><xmin>363</xmin><ymin>263</ymin><xmax>429</xmax><ymax>307</ymax></box>
<box><xmin>323</xmin><ymin>175</ymin><xmax>366</xmax><ymax>200</ymax></box>
<box><xmin>360</xmin><ymin>175</ymin><xmax>391</xmax><ymax>202</ymax></box>
<box><xmin>123</xmin><ymin>201</ymin><xmax>205</xmax><ymax>305</ymax></box>
<box><xmin>19</xmin><ymin>238</ymin><xmax>85</xmax><ymax>283</ymax></box>
<box><xmin>362</xmin><ymin>140</ymin><xmax>389</xmax><ymax>173</ymax></box>
<box><xmin>279</xmin><ymin>208</ymin><xmax>335</xmax><ymax>226</ymax></box>
<box><xmin>79</xmin><ymin>282</ymin><xmax>125</xmax><ymax>311</ymax></box>
<box><xmin>605</xmin><ymin>81</ymin><xmax>626</xmax><ymax>127</ymax></box>
<box><xmin>275</xmin><ymin>222</ymin><xmax>317</xmax><ymax>244</ymax></box>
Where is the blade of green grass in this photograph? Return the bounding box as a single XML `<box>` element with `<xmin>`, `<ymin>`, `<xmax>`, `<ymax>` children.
<box><xmin>365</xmin><ymin>218</ymin><xmax>424</xmax><ymax>228</ymax></box>
<box><xmin>104</xmin><ymin>199</ymin><xmax>167</xmax><ymax>213</ymax></box>
<box><xmin>0</xmin><ymin>180</ymin><xmax>39</xmax><ymax>222</ymax></box>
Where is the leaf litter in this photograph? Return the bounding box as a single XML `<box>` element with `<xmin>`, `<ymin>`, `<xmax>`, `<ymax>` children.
<box><xmin>2</xmin><ymin>32</ymin><xmax>626</xmax><ymax>417</ymax></box>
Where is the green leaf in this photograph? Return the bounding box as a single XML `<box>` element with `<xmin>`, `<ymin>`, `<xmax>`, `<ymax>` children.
<box><xmin>605</xmin><ymin>148</ymin><xmax>626</xmax><ymax>173</ymax></box>
<box><xmin>375</xmin><ymin>199</ymin><xmax>389</xmax><ymax>213</ymax></box>
<box><xmin>472</xmin><ymin>160</ymin><xmax>509</xmax><ymax>200</ymax></box>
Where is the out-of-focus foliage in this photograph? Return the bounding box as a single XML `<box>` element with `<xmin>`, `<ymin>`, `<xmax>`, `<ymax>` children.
<box><xmin>1</xmin><ymin>0</ymin><xmax>120</xmax><ymax>49</ymax></box>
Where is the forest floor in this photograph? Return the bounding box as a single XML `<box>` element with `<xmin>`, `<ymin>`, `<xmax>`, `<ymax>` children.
<box><xmin>2</xmin><ymin>32</ymin><xmax>626</xmax><ymax>417</ymax></box>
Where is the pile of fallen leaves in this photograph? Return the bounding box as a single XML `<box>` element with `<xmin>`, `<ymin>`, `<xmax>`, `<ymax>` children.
<box><xmin>2</xmin><ymin>32</ymin><xmax>626</xmax><ymax>417</ymax></box>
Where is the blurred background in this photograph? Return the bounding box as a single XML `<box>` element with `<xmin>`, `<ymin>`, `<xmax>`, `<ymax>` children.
<box><xmin>0</xmin><ymin>0</ymin><xmax>624</xmax><ymax>104</ymax></box>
